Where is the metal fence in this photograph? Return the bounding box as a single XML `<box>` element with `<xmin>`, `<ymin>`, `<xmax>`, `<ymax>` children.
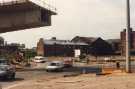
<box><xmin>0</xmin><ymin>0</ymin><xmax>27</xmax><ymax>5</ymax></box>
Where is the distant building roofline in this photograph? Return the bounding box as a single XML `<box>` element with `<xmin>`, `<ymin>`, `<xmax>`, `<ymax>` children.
<box><xmin>44</xmin><ymin>39</ymin><xmax>88</xmax><ymax>46</ymax></box>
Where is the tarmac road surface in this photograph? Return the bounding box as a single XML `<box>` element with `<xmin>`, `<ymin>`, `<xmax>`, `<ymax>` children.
<box><xmin>0</xmin><ymin>62</ymin><xmax>102</xmax><ymax>89</ymax></box>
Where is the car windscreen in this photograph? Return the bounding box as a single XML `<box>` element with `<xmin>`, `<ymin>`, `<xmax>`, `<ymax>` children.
<box><xmin>50</xmin><ymin>63</ymin><xmax>57</xmax><ymax>66</ymax></box>
<box><xmin>0</xmin><ymin>60</ymin><xmax>8</xmax><ymax>65</ymax></box>
<box><xmin>35</xmin><ymin>58</ymin><xmax>44</xmax><ymax>60</ymax></box>
<box><xmin>49</xmin><ymin>63</ymin><xmax>61</xmax><ymax>66</ymax></box>
<box><xmin>0</xmin><ymin>66</ymin><xmax>6</xmax><ymax>70</ymax></box>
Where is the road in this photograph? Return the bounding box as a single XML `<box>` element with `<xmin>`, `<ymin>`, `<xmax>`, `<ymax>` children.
<box><xmin>0</xmin><ymin>62</ymin><xmax>102</xmax><ymax>89</ymax></box>
<box><xmin>0</xmin><ymin>69</ymin><xmax>77</xmax><ymax>88</ymax></box>
<box><xmin>2</xmin><ymin>61</ymin><xmax>135</xmax><ymax>89</ymax></box>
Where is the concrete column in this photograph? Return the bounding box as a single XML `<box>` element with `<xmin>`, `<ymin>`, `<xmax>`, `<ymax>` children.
<box><xmin>126</xmin><ymin>0</ymin><xmax>131</xmax><ymax>73</ymax></box>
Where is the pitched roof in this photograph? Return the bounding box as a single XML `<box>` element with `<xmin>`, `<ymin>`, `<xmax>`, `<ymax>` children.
<box><xmin>71</xmin><ymin>36</ymin><xmax>99</xmax><ymax>44</ymax></box>
<box><xmin>43</xmin><ymin>39</ymin><xmax>88</xmax><ymax>46</ymax></box>
<box><xmin>107</xmin><ymin>39</ymin><xmax>121</xmax><ymax>44</ymax></box>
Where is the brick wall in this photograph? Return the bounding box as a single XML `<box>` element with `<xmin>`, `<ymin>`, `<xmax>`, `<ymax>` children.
<box><xmin>37</xmin><ymin>38</ymin><xmax>44</xmax><ymax>56</ymax></box>
<box><xmin>121</xmin><ymin>29</ymin><xmax>135</xmax><ymax>55</ymax></box>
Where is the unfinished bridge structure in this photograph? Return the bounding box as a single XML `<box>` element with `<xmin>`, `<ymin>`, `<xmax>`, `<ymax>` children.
<box><xmin>0</xmin><ymin>0</ymin><xmax>57</xmax><ymax>33</ymax></box>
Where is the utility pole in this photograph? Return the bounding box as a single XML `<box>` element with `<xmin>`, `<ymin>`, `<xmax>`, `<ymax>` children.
<box><xmin>126</xmin><ymin>0</ymin><xmax>131</xmax><ymax>73</ymax></box>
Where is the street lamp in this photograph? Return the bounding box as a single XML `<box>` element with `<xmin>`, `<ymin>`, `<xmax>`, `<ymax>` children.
<box><xmin>126</xmin><ymin>0</ymin><xmax>131</xmax><ymax>73</ymax></box>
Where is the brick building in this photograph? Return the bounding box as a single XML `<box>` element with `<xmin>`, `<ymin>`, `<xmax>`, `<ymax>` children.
<box><xmin>37</xmin><ymin>38</ymin><xmax>89</xmax><ymax>57</ymax></box>
<box><xmin>121</xmin><ymin>29</ymin><xmax>135</xmax><ymax>55</ymax></box>
<box><xmin>37</xmin><ymin>37</ymin><xmax>114</xmax><ymax>57</ymax></box>
<box><xmin>107</xmin><ymin>39</ymin><xmax>121</xmax><ymax>54</ymax></box>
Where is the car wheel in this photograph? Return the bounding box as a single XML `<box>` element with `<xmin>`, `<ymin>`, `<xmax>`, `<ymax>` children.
<box><xmin>2</xmin><ymin>75</ymin><xmax>8</xmax><ymax>80</ymax></box>
<box><xmin>58</xmin><ymin>68</ymin><xmax>63</xmax><ymax>72</ymax></box>
<box><xmin>9</xmin><ymin>73</ymin><xmax>15</xmax><ymax>80</ymax></box>
<box><xmin>46</xmin><ymin>69</ymin><xmax>49</xmax><ymax>72</ymax></box>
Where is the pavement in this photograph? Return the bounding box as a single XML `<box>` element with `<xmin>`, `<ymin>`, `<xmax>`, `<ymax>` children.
<box><xmin>4</xmin><ymin>73</ymin><xmax>135</xmax><ymax>89</ymax></box>
<box><xmin>2</xmin><ymin>61</ymin><xmax>135</xmax><ymax>89</ymax></box>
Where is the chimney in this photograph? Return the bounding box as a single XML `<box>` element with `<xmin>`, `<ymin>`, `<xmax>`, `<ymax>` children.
<box><xmin>52</xmin><ymin>37</ymin><xmax>56</xmax><ymax>40</ymax></box>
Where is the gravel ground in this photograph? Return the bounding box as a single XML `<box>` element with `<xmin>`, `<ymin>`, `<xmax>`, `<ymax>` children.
<box><xmin>5</xmin><ymin>72</ymin><xmax>135</xmax><ymax>89</ymax></box>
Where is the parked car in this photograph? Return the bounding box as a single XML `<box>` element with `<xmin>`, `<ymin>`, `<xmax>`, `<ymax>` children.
<box><xmin>0</xmin><ymin>59</ymin><xmax>16</xmax><ymax>80</ymax></box>
<box><xmin>33</xmin><ymin>56</ymin><xmax>48</xmax><ymax>63</ymax></box>
<box><xmin>104</xmin><ymin>57</ymin><xmax>111</xmax><ymax>62</ymax></box>
<box><xmin>46</xmin><ymin>61</ymin><xmax>64</xmax><ymax>72</ymax></box>
<box><xmin>63</xmin><ymin>58</ymin><xmax>73</xmax><ymax>68</ymax></box>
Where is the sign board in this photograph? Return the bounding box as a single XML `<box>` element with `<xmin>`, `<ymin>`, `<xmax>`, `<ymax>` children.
<box><xmin>74</xmin><ymin>49</ymin><xmax>81</xmax><ymax>57</ymax></box>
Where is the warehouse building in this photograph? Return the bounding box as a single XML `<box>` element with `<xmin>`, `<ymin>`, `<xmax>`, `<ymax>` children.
<box><xmin>37</xmin><ymin>37</ymin><xmax>114</xmax><ymax>57</ymax></box>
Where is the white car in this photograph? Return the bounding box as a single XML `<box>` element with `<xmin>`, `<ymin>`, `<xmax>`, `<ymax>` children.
<box><xmin>104</xmin><ymin>57</ymin><xmax>111</xmax><ymax>62</ymax></box>
<box><xmin>46</xmin><ymin>61</ymin><xmax>64</xmax><ymax>72</ymax></box>
<box><xmin>63</xmin><ymin>58</ymin><xmax>73</xmax><ymax>67</ymax></box>
<box><xmin>33</xmin><ymin>56</ymin><xmax>48</xmax><ymax>63</ymax></box>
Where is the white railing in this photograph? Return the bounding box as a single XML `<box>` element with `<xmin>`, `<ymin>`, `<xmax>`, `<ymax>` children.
<box><xmin>0</xmin><ymin>0</ymin><xmax>57</xmax><ymax>13</ymax></box>
<box><xmin>29</xmin><ymin>0</ymin><xmax>57</xmax><ymax>13</ymax></box>
<box><xmin>0</xmin><ymin>0</ymin><xmax>27</xmax><ymax>5</ymax></box>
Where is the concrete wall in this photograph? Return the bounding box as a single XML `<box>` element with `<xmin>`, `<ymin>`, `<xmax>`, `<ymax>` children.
<box><xmin>0</xmin><ymin>9</ymin><xmax>52</xmax><ymax>33</ymax></box>
<box><xmin>0</xmin><ymin>8</ymin><xmax>40</xmax><ymax>30</ymax></box>
<box><xmin>0</xmin><ymin>1</ymin><xmax>56</xmax><ymax>33</ymax></box>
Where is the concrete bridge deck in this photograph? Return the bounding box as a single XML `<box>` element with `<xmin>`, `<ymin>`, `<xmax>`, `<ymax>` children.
<box><xmin>0</xmin><ymin>0</ymin><xmax>57</xmax><ymax>33</ymax></box>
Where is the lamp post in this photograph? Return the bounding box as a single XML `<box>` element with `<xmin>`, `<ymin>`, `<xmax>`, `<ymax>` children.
<box><xmin>126</xmin><ymin>0</ymin><xmax>131</xmax><ymax>73</ymax></box>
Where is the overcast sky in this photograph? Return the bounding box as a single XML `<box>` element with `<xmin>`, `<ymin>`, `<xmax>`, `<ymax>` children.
<box><xmin>0</xmin><ymin>0</ymin><xmax>135</xmax><ymax>48</ymax></box>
